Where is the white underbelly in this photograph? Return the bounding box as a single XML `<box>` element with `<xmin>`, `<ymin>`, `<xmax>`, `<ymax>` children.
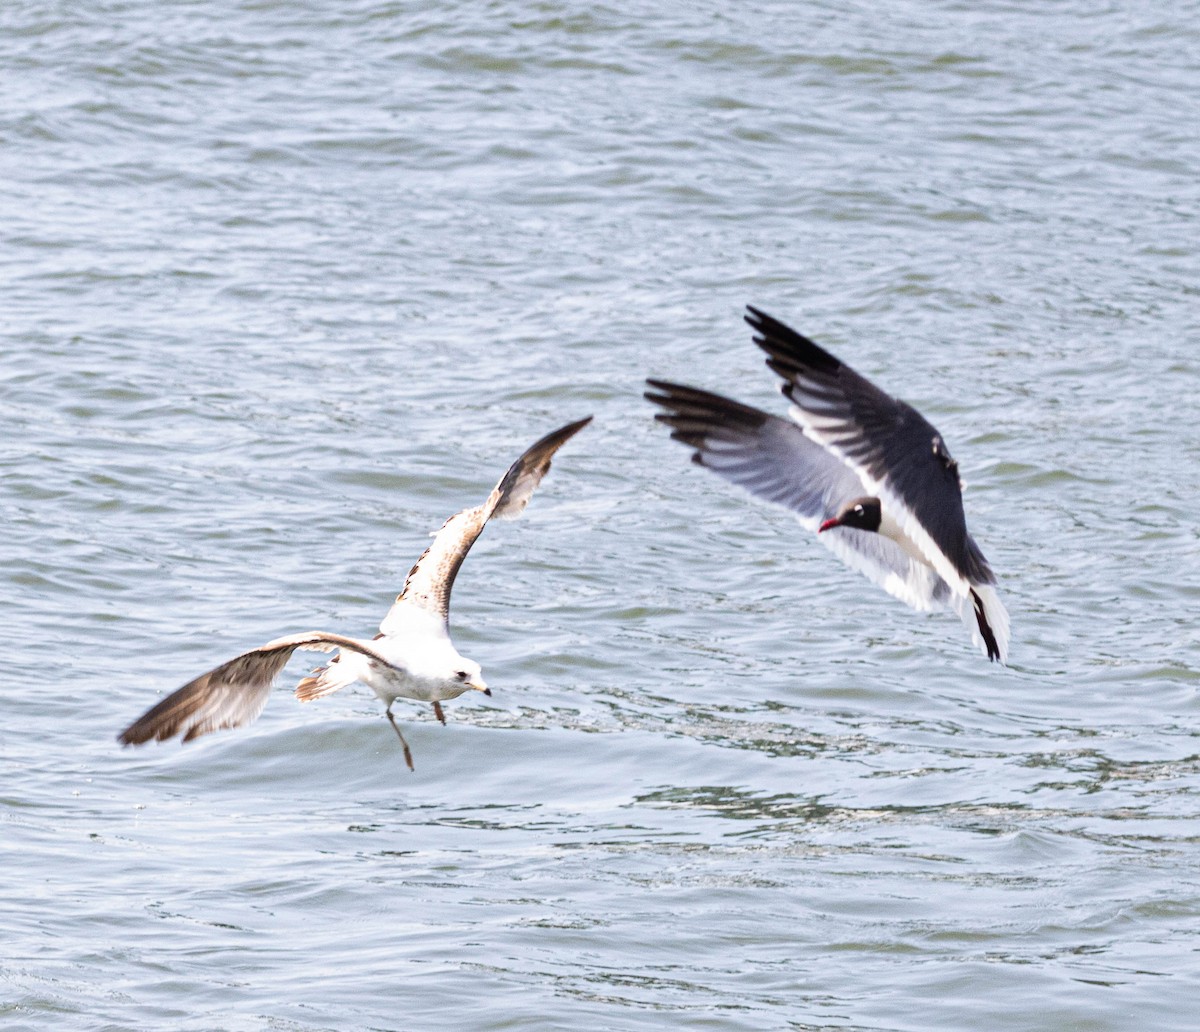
<box><xmin>879</xmin><ymin>506</ymin><xmax>932</xmax><ymax>568</ymax></box>
<box><xmin>358</xmin><ymin>660</ymin><xmax>472</xmax><ymax>706</ymax></box>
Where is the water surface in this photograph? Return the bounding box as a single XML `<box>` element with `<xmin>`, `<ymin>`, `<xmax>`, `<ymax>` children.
<box><xmin>3</xmin><ymin>2</ymin><xmax>1199</xmax><ymax>1029</ymax></box>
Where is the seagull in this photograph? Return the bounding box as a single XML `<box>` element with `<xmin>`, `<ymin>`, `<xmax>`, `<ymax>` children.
<box><xmin>645</xmin><ymin>306</ymin><xmax>1008</xmax><ymax>662</ymax></box>
<box><xmin>118</xmin><ymin>416</ymin><xmax>592</xmax><ymax>768</ymax></box>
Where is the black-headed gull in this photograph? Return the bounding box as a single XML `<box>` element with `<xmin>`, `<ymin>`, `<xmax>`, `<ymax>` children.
<box><xmin>646</xmin><ymin>307</ymin><xmax>1008</xmax><ymax>662</ymax></box>
<box><xmin>118</xmin><ymin>417</ymin><xmax>592</xmax><ymax>768</ymax></box>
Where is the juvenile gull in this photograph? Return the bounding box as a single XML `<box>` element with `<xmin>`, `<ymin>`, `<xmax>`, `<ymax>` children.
<box><xmin>646</xmin><ymin>306</ymin><xmax>1008</xmax><ymax>662</ymax></box>
<box><xmin>118</xmin><ymin>417</ymin><xmax>592</xmax><ymax>768</ymax></box>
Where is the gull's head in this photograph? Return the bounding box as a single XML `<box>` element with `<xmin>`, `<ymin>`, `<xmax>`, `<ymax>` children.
<box><xmin>451</xmin><ymin>659</ymin><xmax>489</xmax><ymax>697</ymax></box>
<box><xmin>818</xmin><ymin>496</ymin><xmax>882</xmax><ymax>534</ymax></box>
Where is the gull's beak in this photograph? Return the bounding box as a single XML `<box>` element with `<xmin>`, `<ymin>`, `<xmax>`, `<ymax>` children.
<box><xmin>818</xmin><ymin>516</ymin><xmax>840</xmax><ymax>534</ymax></box>
<box><xmin>469</xmin><ymin>678</ymin><xmax>490</xmax><ymax>696</ymax></box>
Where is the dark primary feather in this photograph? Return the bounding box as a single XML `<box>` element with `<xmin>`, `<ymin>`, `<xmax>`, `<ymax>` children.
<box><xmin>396</xmin><ymin>416</ymin><xmax>592</xmax><ymax>623</ymax></box>
<box><xmin>744</xmin><ymin>306</ymin><xmax>994</xmax><ymax>586</ymax></box>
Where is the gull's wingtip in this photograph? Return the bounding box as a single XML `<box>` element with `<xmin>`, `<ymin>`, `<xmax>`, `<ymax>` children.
<box><xmin>644</xmin><ymin>378</ymin><xmax>682</xmax><ymax>405</ymax></box>
<box><xmin>744</xmin><ymin>304</ymin><xmax>842</xmax><ymax>378</ymax></box>
<box><xmin>744</xmin><ymin>304</ymin><xmax>779</xmax><ymax>337</ymax></box>
<box><xmin>533</xmin><ymin>414</ymin><xmax>593</xmax><ymax>453</ymax></box>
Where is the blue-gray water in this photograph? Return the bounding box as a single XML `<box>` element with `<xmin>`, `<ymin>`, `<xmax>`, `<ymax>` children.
<box><xmin>3</xmin><ymin>2</ymin><xmax>1199</xmax><ymax>1029</ymax></box>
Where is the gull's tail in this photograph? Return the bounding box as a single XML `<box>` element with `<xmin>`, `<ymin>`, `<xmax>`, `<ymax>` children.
<box><xmin>294</xmin><ymin>651</ymin><xmax>364</xmax><ymax>702</ymax></box>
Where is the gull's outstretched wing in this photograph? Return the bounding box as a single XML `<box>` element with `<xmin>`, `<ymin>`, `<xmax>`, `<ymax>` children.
<box><xmin>380</xmin><ymin>416</ymin><xmax>592</xmax><ymax>633</ymax></box>
<box><xmin>645</xmin><ymin>380</ymin><xmax>860</xmax><ymax>532</ymax></box>
<box><xmin>744</xmin><ymin>306</ymin><xmax>1008</xmax><ymax>661</ymax></box>
<box><xmin>645</xmin><ymin>380</ymin><xmax>952</xmax><ymax>613</ymax></box>
<box><xmin>745</xmin><ymin>305</ymin><xmax>995</xmax><ymax>594</ymax></box>
<box><xmin>118</xmin><ymin>632</ymin><xmax>400</xmax><ymax>746</ymax></box>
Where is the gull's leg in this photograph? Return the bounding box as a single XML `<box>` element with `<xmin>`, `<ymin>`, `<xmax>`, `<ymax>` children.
<box><xmin>385</xmin><ymin>701</ymin><xmax>415</xmax><ymax>771</ymax></box>
<box><xmin>432</xmin><ymin>701</ymin><xmax>446</xmax><ymax>725</ymax></box>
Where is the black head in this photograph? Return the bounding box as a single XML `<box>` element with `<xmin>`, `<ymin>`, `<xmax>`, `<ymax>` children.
<box><xmin>819</xmin><ymin>496</ymin><xmax>882</xmax><ymax>534</ymax></box>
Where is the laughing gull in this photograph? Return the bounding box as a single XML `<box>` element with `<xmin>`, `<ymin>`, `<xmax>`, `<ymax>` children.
<box><xmin>646</xmin><ymin>307</ymin><xmax>1008</xmax><ymax>662</ymax></box>
<box><xmin>118</xmin><ymin>417</ymin><xmax>592</xmax><ymax>768</ymax></box>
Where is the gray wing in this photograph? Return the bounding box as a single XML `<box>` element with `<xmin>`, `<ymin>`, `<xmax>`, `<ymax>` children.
<box><xmin>118</xmin><ymin>631</ymin><xmax>399</xmax><ymax>746</ymax></box>
<box><xmin>745</xmin><ymin>306</ymin><xmax>996</xmax><ymax>591</ymax></box>
<box><xmin>645</xmin><ymin>380</ymin><xmax>953</xmax><ymax>612</ymax></box>
<box><xmin>385</xmin><ymin>416</ymin><xmax>592</xmax><ymax>628</ymax></box>
<box><xmin>645</xmin><ymin>381</ymin><xmax>860</xmax><ymax>531</ymax></box>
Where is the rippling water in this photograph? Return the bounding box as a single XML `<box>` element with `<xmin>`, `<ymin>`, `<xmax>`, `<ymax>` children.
<box><xmin>3</xmin><ymin>2</ymin><xmax>1199</xmax><ymax>1029</ymax></box>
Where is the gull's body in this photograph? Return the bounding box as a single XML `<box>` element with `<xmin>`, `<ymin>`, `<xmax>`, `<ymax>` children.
<box><xmin>645</xmin><ymin>306</ymin><xmax>1008</xmax><ymax>662</ymax></box>
<box><xmin>119</xmin><ymin>417</ymin><xmax>592</xmax><ymax>768</ymax></box>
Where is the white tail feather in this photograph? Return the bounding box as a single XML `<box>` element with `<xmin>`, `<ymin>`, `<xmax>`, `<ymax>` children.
<box><xmin>294</xmin><ymin>652</ymin><xmax>365</xmax><ymax>702</ymax></box>
<box><xmin>954</xmin><ymin>585</ymin><xmax>1010</xmax><ymax>664</ymax></box>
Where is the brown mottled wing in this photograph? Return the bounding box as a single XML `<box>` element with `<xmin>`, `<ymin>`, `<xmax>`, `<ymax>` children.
<box><xmin>118</xmin><ymin>631</ymin><xmax>399</xmax><ymax>746</ymax></box>
<box><xmin>385</xmin><ymin>416</ymin><xmax>592</xmax><ymax>628</ymax></box>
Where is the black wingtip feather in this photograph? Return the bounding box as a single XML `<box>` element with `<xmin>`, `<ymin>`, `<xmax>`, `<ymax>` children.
<box><xmin>745</xmin><ymin>306</ymin><xmax>843</xmax><ymax>382</ymax></box>
<box><xmin>645</xmin><ymin>380</ymin><xmax>771</xmax><ymax>432</ymax></box>
<box><xmin>647</xmin><ymin>381</ymin><xmax>779</xmax><ymax>468</ymax></box>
